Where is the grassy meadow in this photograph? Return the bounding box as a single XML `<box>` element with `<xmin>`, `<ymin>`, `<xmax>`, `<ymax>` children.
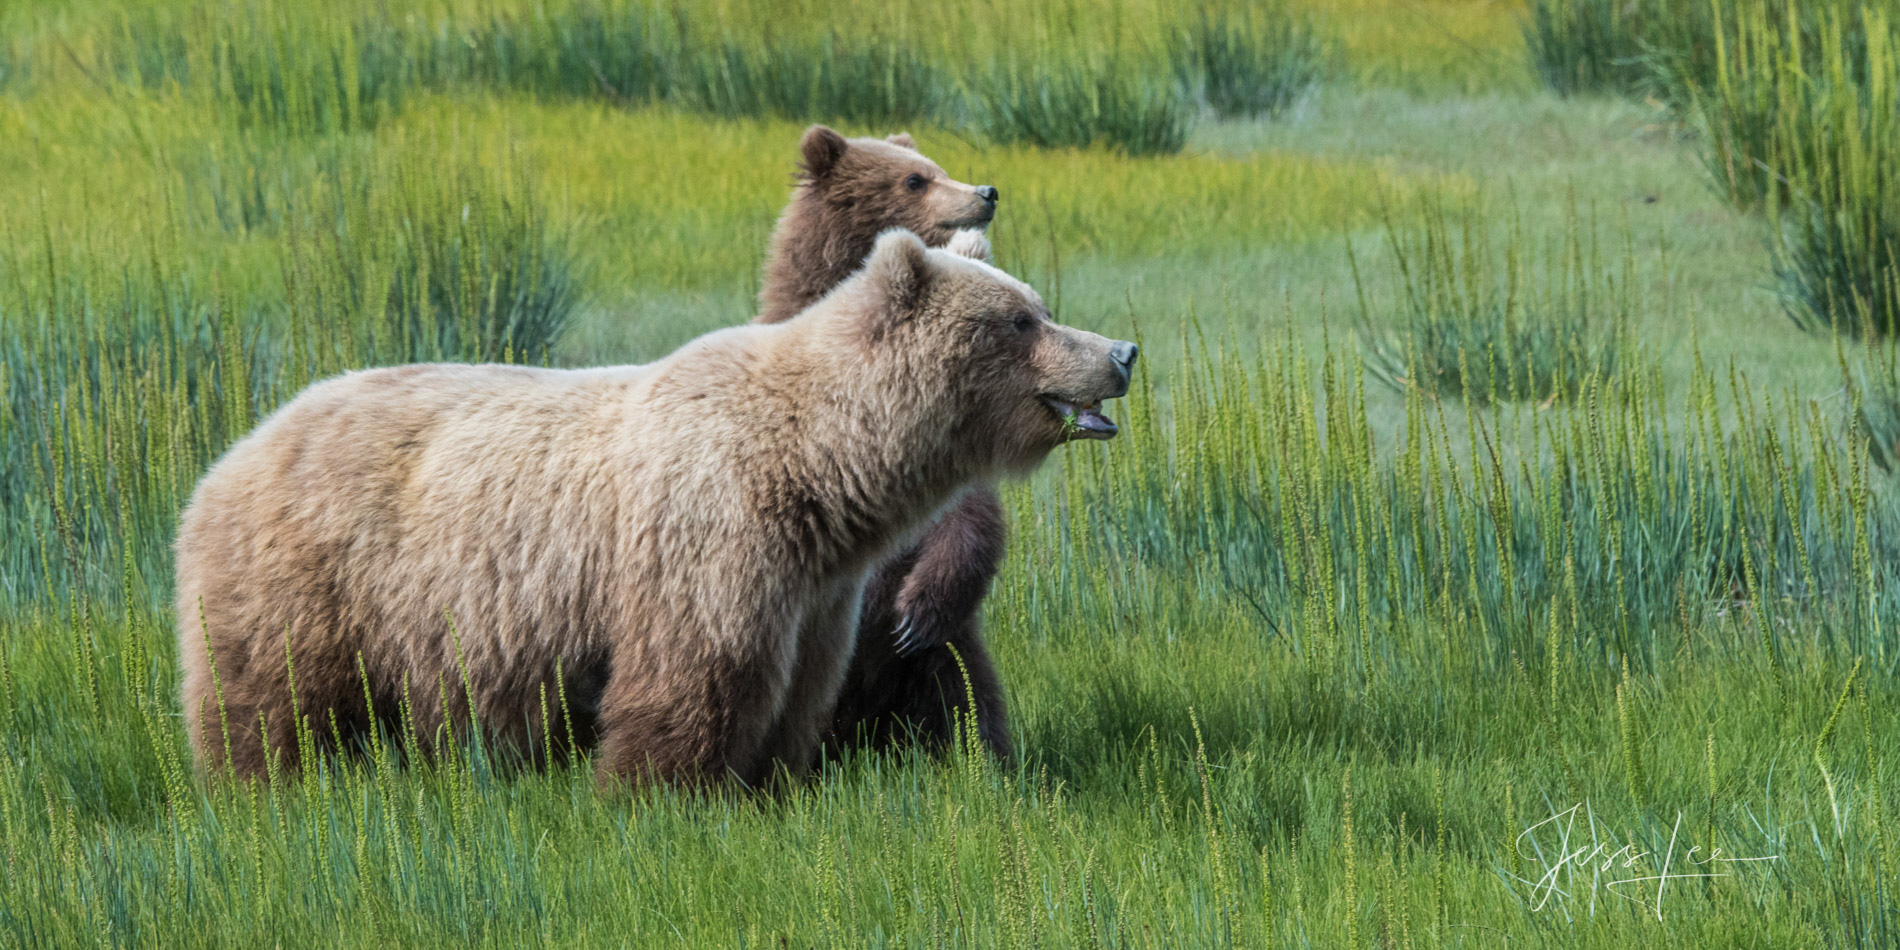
<box><xmin>2</xmin><ymin>0</ymin><xmax>1897</xmax><ymax>946</ymax></box>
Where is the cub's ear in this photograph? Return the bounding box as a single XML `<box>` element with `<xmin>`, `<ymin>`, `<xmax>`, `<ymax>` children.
<box><xmin>945</xmin><ymin>229</ymin><xmax>992</xmax><ymax>263</ymax></box>
<box><xmin>886</xmin><ymin>132</ymin><xmax>917</xmax><ymax>151</ymax></box>
<box><xmin>800</xmin><ymin>125</ymin><xmax>849</xmax><ymax>179</ymax></box>
<box><xmin>866</xmin><ymin>229</ymin><xmax>932</xmax><ymax>313</ymax></box>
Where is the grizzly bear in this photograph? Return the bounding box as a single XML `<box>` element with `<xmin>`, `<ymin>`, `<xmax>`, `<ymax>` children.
<box><xmin>176</xmin><ymin>230</ymin><xmax>1138</xmax><ymax>787</ymax></box>
<box><xmin>756</xmin><ymin>126</ymin><xmax>1016</xmax><ymax>760</ymax></box>
<box><xmin>759</xmin><ymin>127</ymin><xmax>999</xmax><ymax>325</ymax></box>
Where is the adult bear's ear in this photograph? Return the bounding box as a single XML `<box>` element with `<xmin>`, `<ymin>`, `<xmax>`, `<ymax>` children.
<box><xmin>866</xmin><ymin>229</ymin><xmax>932</xmax><ymax>314</ymax></box>
<box><xmin>800</xmin><ymin>125</ymin><xmax>848</xmax><ymax>180</ymax></box>
<box><xmin>886</xmin><ymin>132</ymin><xmax>917</xmax><ymax>151</ymax></box>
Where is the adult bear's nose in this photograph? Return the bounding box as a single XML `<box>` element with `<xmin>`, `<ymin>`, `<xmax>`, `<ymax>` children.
<box><xmin>1110</xmin><ymin>340</ymin><xmax>1139</xmax><ymax>374</ymax></box>
<box><xmin>975</xmin><ymin>185</ymin><xmax>999</xmax><ymax>204</ymax></box>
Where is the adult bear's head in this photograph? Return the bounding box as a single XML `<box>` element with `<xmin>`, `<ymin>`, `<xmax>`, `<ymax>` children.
<box><xmin>813</xmin><ymin>229</ymin><xmax>1137</xmax><ymax>477</ymax></box>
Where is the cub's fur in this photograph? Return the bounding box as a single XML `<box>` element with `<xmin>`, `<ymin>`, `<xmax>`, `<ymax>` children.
<box><xmin>759</xmin><ymin>126</ymin><xmax>997</xmax><ymax>325</ymax></box>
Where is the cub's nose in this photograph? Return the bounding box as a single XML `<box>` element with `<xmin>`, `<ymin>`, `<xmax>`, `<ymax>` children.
<box><xmin>975</xmin><ymin>185</ymin><xmax>999</xmax><ymax>205</ymax></box>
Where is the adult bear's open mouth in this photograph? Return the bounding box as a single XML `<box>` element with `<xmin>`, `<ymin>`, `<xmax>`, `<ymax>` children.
<box><xmin>1041</xmin><ymin>396</ymin><xmax>1118</xmax><ymax>439</ymax></box>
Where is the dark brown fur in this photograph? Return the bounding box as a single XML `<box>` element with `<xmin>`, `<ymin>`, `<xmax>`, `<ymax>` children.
<box><xmin>826</xmin><ymin>489</ymin><xmax>1012</xmax><ymax>758</ymax></box>
<box><xmin>758</xmin><ymin>126</ymin><xmax>1013</xmax><ymax>760</ymax></box>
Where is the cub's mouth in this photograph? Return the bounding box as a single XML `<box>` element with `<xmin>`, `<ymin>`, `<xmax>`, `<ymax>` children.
<box><xmin>942</xmin><ymin>207</ymin><xmax>995</xmax><ymax>231</ymax></box>
<box><xmin>1041</xmin><ymin>396</ymin><xmax>1118</xmax><ymax>440</ymax></box>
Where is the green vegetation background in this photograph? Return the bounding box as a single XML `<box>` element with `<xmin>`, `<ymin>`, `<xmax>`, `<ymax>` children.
<box><xmin>0</xmin><ymin>0</ymin><xmax>1894</xmax><ymax>946</ymax></box>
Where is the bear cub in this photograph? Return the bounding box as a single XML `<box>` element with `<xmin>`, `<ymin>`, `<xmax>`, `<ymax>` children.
<box><xmin>757</xmin><ymin>126</ymin><xmax>1018</xmax><ymax>759</ymax></box>
<box><xmin>760</xmin><ymin>126</ymin><xmax>999</xmax><ymax>325</ymax></box>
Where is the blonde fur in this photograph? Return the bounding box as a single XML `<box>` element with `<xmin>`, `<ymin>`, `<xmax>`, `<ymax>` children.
<box><xmin>176</xmin><ymin>232</ymin><xmax>1131</xmax><ymax>787</ymax></box>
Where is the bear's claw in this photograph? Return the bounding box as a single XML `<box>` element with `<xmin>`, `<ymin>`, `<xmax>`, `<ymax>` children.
<box><xmin>892</xmin><ymin>615</ymin><xmax>926</xmax><ymax>656</ymax></box>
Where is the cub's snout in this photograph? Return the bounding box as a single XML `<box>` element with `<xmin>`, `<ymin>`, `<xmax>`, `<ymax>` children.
<box><xmin>950</xmin><ymin>185</ymin><xmax>997</xmax><ymax>230</ymax></box>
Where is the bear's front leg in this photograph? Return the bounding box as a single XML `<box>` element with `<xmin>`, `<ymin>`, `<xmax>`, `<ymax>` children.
<box><xmin>828</xmin><ymin>589</ymin><xmax>1013</xmax><ymax>761</ymax></box>
<box><xmin>187</xmin><ymin>635</ymin><xmax>371</xmax><ymax>779</ymax></box>
<box><xmin>592</xmin><ymin>603</ymin><xmax>797</xmax><ymax>790</ymax></box>
<box><xmin>753</xmin><ymin>576</ymin><xmax>867</xmax><ymax>783</ymax></box>
<box><xmin>828</xmin><ymin>487</ymin><xmax>1013</xmax><ymax>760</ymax></box>
<box><xmin>887</xmin><ymin>488</ymin><xmax>1007</xmax><ymax>657</ymax></box>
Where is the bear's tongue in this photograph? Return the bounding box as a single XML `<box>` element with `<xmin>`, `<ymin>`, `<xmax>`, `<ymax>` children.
<box><xmin>1046</xmin><ymin>398</ymin><xmax>1118</xmax><ymax>439</ymax></box>
<box><xmin>1073</xmin><ymin>404</ymin><xmax>1116</xmax><ymax>437</ymax></box>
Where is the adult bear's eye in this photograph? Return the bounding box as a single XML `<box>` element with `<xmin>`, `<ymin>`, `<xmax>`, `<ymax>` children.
<box><xmin>905</xmin><ymin>173</ymin><xmax>928</xmax><ymax>192</ymax></box>
<box><xmin>1012</xmin><ymin>313</ymin><xmax>1035</xmax><ymax>333</ymax></box>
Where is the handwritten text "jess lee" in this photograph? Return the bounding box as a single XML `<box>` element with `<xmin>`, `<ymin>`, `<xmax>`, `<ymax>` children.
<box><xmin>1511</xmin><ymin>804</ymin><xmax>1777</xmax><ymax>921</ymax></box>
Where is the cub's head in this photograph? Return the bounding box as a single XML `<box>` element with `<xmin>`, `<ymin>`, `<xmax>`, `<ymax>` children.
<box><xmin>797</xmin><ymin>126</ymin><xmax>998</xmax><ymax>247</ymax></box>
<box><xmin>828</xmin><ymin>230</ymin><xmax>1137</xmax><ymax>475</ymax></box>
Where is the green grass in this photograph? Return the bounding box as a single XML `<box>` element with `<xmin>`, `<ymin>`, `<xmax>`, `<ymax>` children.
<box><xmin>1666</xmin><ymin>2</ymin><xmax>1900</xmax><ymax>338</ymax></box>
<box><xmin>1757</xmin><ymin>10</ymin><xmax>1900</xmax><ymax>339</ymax></box>
<box><xmin>1295</xmin><ymin>0</ymin><xmax>1530</xmax><ymax>94</ymax></box>
<box><xmin>1354</xmin><ymin>194</ymin><xmax>1628</xmax><ymax>406</ymax></box>
<box><xmin>1521</xmin><ymin>0</ymin><xmax>1900</xmax><ymax>348</ymax></box>
<box><xmin>968</xmin><ymin>55</ymin><xmax>1196</xmax><ymax>156</ymax></box>
<box><xmin>1522</xmin><ymin>0</ymin><xmax>1716</xmax><ymax>99</ymax></box>
<box><xmin>1523</xmin><ymin>0</ymin><xmax>1900</xmax><ymax>113</ymax></box>
<box><xmin>1845</xmin><ymin>341</ymin><xmax>1900</xmax><ymax>474</ymax></box>
<box><xmin>2</xmin><ymin>0</ymin><xmax>1898</xmax><ymax>946</ymax></box>
<box><xmin>0</xmin><ymin>0</ymin><xmax>1342</xmax><ymax>155</ymax></box>
<box><xmin>3</xmin><ymin>335</ymin><xmax>1896</xmax><ymax>945</ymax></box>
<box><xmin>1180</xmin><ymin>2</ymin><xmax>1332</xmax><ymax>119</ymax></box>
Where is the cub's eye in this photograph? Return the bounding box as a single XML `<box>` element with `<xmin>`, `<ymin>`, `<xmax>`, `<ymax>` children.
<box><xmin>904</xmin><ymin>173</ymin><xmax>928</xmax><ymax>192</ymax></box>
<box><xmin>1012</xmin><ymin>313</ymin><xmax>1035</xmax><ymax>333</ymax></box>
